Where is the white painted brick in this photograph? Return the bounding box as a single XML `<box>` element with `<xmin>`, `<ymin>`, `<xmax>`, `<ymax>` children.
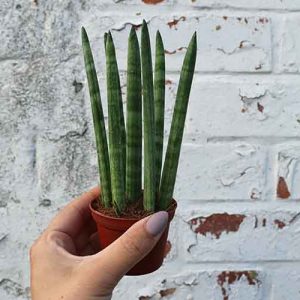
<box><xmin>107</xmin><ymin>15</ymin><xmax>272</xmax><ymax>72</ymax></box>
<box><xmin>271</xmin><ymin>265</ymin><xmax>300</xmax><ymax>300</ymax></box>
<box><xmin>279</xmin><ymin>16</ymin><xmax>300</xmax><ymax>72</ymax></box>
<box><xmin>276</xmin><ymin>144</ymin><xmax>300</xmax><ymax>200</ymax></box>
<box><xmin>36</xmin><ymin>136</ymin><xmax>98</xmax><ymax>204</ymax></box>
<box><xmin>185</xmin><ymin>77</ymin><xmax>300</xmax><ymax>137</ymax></box>
<box><xmin>114</xmin><ymin>269</ymin><xmax>266</xmax><ymax>300</ymax></box>
<box><xmin>180</xmin><ymin>208</ymin><xmax>300</xmax><ymax>262</ymax></box>
<box><xmin>1</xmin><ymin>0</ymin><xmax>300</xmax><ymax>299</ymax></box>
<box><xmin>174</xmin><ymin>143</ymin><xmax>267</xmax><ymax>201</ymax></box>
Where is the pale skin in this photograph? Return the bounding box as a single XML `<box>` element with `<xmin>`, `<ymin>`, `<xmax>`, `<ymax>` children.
<box><xmin>30</xmin><ymin>186</ymin><xmax>168</xmax><ymax>300</ymax></box>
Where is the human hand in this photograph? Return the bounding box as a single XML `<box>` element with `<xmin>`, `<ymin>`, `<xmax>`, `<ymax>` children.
<box><xmin>30</xmin><ymin>186</ymin><xmax>168</xmax><ymax>300</ymax></box>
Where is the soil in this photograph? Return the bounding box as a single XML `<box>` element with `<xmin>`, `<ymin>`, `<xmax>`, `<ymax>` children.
<box><xmin>92</xmin><ymin>195</ymin><xmax>176</xmax><ymax>219</ymax></box>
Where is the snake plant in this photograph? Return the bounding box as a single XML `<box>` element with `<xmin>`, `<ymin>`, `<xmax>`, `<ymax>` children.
<box><xmin>82</xmin><ymin>21</ymin><xmax>197</xmax><ymax>215</ymax></box>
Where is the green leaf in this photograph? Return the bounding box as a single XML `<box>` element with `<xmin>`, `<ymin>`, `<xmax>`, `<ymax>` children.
<box><xmin>106</xmin><ymin>32</ymin><xmax>126</xmax><ymax>213</ymax></box>
<box><xmin>81</xmin><ymin>27</ymin><xmax>112</xmax><ymax>207</ymax></box>
<box><xmin>159</xmin><ymin>32</ymin><xmax>197</xmax><ymax>210</ymax></box>
<box><xmin>141</xmin><ymin>20</ymin><xmax>156</xmax><ymax>212</ymax></box>
<box><xmin>126</xmin><ymin>27</ymin><xmax>142</xmax><ymax>202</ymax></box>
<box><xmin>154</xmin><ymin>30</ymin><xmax>165</xmax><ymax>196</ymax></box>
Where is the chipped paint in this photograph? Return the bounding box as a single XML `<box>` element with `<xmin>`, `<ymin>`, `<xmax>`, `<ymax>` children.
<box><xmin>139</xmin><ymin>296</ymin><xmax>152</xmax><ymax>300</ymax></box>
<box><xmin>274</xmin><ymin>219</ymin><xmax>286</xmax><ymax>229</ymax></box>
<box><xmin>159</xmin><ymin>288</ymin><xmax>176</xmax><ymax>297</ymax></box>
<box><xmin>142</xmin><ymin>0</ymin><xmax>164</xmax><ymax>4</ymax></box>
<box><xmin>277</xmin><ymin>176</ymin><xmax>291</xmax><ymax>199</ymax></box>
<box><xmin>165</xmin><ymin>47</ymin><xmax>187</xmax><ymax>55</ymax></box>
<box><xmin>189</xmin><ymin>213</ymin><xmax>245</xmax><ymax>239</ymax></box>
<box><xmin>257</xmin><ymin>102</ymin><xmax>264</xmax><ymax>112</ymax></box>
<box><xmin>112</xmin><ymin>21</ymin><xmax>142</xmax><ymax>32</ymax></box>
<box><xmin>217</xmin><ymin>271</ymin><xmax>259</xmax><ymax>300</ymax></box>
<box><xmin>258</xmin><ymin>17</ymin><xmax>269</xmax><ymax>24</ymax></box>
<box><xmin>167</xmin><ymin>16</ymin><xmax>186</xmax><ymax>29</ymax></box>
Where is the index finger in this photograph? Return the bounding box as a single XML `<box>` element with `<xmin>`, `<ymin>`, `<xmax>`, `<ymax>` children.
<box><xmin>47</xmin><ymin>186</ymin><xmax>100</xmax><ymax>238</ymax></box>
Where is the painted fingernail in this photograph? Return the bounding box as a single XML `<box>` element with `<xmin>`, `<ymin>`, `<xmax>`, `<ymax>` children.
<box><xmin>146</xmin><ymin>211</ymin><xmax>168</xmax><ymax>236</ymax></box>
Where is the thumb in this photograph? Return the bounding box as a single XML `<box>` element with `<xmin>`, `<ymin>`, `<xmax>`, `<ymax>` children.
<box><xmin>86</xmin><ymin>211</ymin><xmax>168</xmax><ymax>282</ymax></box>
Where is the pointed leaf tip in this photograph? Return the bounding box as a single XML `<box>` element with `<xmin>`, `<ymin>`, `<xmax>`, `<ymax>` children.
<box><xmin>81</xmin><ymin>27</ymin><xmax>87</xmax><ymax>40</ymax></box>
<box><xmin>129</xmin><ymin>26</ymin><xmax>137</xmax><ymax>39</ymax></box>
<box><xmin>192</xmin><ymin>31</ymin><xmax>197</xmax><ymax>43</ymax></box>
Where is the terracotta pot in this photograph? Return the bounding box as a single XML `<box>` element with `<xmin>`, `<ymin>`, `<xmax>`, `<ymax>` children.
<box><xmin>89</xmin><ymin>198</ymin><xmax>177</xmax><ymax>276</ymax></box>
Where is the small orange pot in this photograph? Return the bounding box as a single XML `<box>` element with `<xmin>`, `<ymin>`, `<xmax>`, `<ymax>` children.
<box><xmin>89</xmin><ymin>198</ymin><xmax>177</xmax><ymax>276</ymax></box>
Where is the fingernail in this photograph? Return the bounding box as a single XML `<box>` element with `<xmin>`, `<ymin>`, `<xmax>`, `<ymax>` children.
<box><xmin>146</xmin><ymin>211</ymin><xmax>168</xmax><ymax>236</ymax></box>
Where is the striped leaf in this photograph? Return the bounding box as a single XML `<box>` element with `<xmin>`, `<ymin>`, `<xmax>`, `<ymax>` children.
<box><xmin>81</xmin><ymin>27</ymin><xmax>112</xmax><ymax>207</ymax></box>
<box><xmin>106</xmin><ymin>32</ymin><xmax>126</xmax><ymax>213</ymax></box>
<box><xmin>105</xmin><ymin>31</ymin><xmax>126</xmax><ymax>191</ymax></box>
<box><xmin>154</xmin><ymin>30</ymin><xmax>165</xmax><ymax>196</ymax></box>
<box><xmin>159</xmin><ymin>32</ymin><xmax>197</xmax><ymax>210</ymax></box>
<box><xmin>141</xmin><ymin>20</ymin><xmax>156</xmax><ymax>212</ymax></box>
<box><xmin>126</xmin><ymin>27</ymin><xmax>142</xmax><ymax>202</ymax></box>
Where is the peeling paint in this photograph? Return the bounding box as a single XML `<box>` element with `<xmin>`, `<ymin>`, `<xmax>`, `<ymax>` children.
<box><xmin>258</xmin><ymin>17</ymin><xmax>269</xmax><ymax>24</ymax></box>
<box><xmin>167</xmin><ymin>16</ymin><xmax>186</xmax><ymax>29</ymax></box>
<box><xmin>217</xmin><ymin>271</ymin><xmax>259</xmax><ymax>300</ymax></box>
<box><xmin>142</xmin><ymin>0</ymin><xmax>164</xmax><ymax>4</ymax></box>
<box><xmin>139</xmin><ymin>296</ymin><xmax>152</xmax><ymax>300</ymax></box>
<box><xmin>165</xmin><ymin>46</ymin><xmax>187</xmax><ymax>55</ymax></box>
<box><xmin>274</xmin><ymin>219</ymin><xmax>286</xmax><ymax>229</ymax></box>
<box><xmin>159</xmin><ymin>287</ymin><xmax>176</xmax><ymax>297</ymax></box>
<box><xmin>217</xmin><ymin>40</ymin><xmax>256</xmax><ymax>56</ymax></box>
<box><xmin>189</xmin><ymin>213</ymin><xmax>245</xmax><ymax>239</ymax></box>
<box><xmin>250</xmin><ymin>188</ymin><xmax>261</xmax><ymax>200</ymax></box>
<box><xmin>112</xmin><ymin>22</ymin><xmax>142</xmax><ymax>32</ymax></box>
<box><xmin>257</xmin><ymin>102</ymin><xmax>264</xmax><ymax>112</ymax></box>
<box><xmin>277</xmin><ymin>176</ymin><xmax>291</xmax><ymax>199</ymax></box>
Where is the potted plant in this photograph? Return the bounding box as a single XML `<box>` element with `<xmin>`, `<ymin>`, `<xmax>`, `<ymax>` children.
<box><xmin>81</xmin><ymin>20</ymin><xmax>197</xmax><ymax>275</ymax></box>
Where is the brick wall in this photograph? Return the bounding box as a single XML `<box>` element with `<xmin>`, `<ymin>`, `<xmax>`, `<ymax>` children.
<box><xmin>1</xmin><ymin>0</ymin><xmax>300</xmax><ymax>299</ymax></box>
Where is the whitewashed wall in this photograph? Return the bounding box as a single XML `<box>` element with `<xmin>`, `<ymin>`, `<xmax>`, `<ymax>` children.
<box><xmin>1</xmin><ymin>0</ymin><xmax>300</xmax><ymax>299</ymax></box>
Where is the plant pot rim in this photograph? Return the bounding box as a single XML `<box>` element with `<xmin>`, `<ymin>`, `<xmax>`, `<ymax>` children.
<box><xmin>89</xmin><ymin>198</ymin><xmax>177</xmax><ymax>222</ymax></box>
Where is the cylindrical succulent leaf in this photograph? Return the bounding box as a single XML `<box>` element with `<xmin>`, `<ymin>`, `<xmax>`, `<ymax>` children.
<box><xmin>105</xmin><ymin>31</ymin><xmax>126</xmax><ymax>191</ymax></box>
<box><xmin>159</xmin><ymin>32</ymin><xmax>197</xmax><ymax>210</ymax></box>
<box><xmin>126</xmin><ymin>27</ymin><xmax>142</xmax><ymax>202</ymax></box>
<box><xmin>141</xmin><ymin>20</ymin><xmax>156</xmax><ymax>212</ymax></box>
<box><xmin>81</xmin><ymin>27</ymin><xmax>112</xmax><ymax>207</ymax></box>
<box><xmin>106</xmin><ymin>32</ymin><xmax>126</xmax><ymax>214</ymax></box>
<box><xmin>154</xmin><ymin>30</ymin><xmax>165</xmax><ymax>196</ymax></box>
<box><xmin>104</xmin><ymin>32</ymin><xmax>108</xmax><ymax>49</ymax></box>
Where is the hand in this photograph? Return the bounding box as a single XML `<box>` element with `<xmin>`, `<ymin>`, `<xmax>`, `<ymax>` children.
<box><xmin>30</xmin><ymin>186</ymin><xmax>168</xmax><ymax>300</ymax></box>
